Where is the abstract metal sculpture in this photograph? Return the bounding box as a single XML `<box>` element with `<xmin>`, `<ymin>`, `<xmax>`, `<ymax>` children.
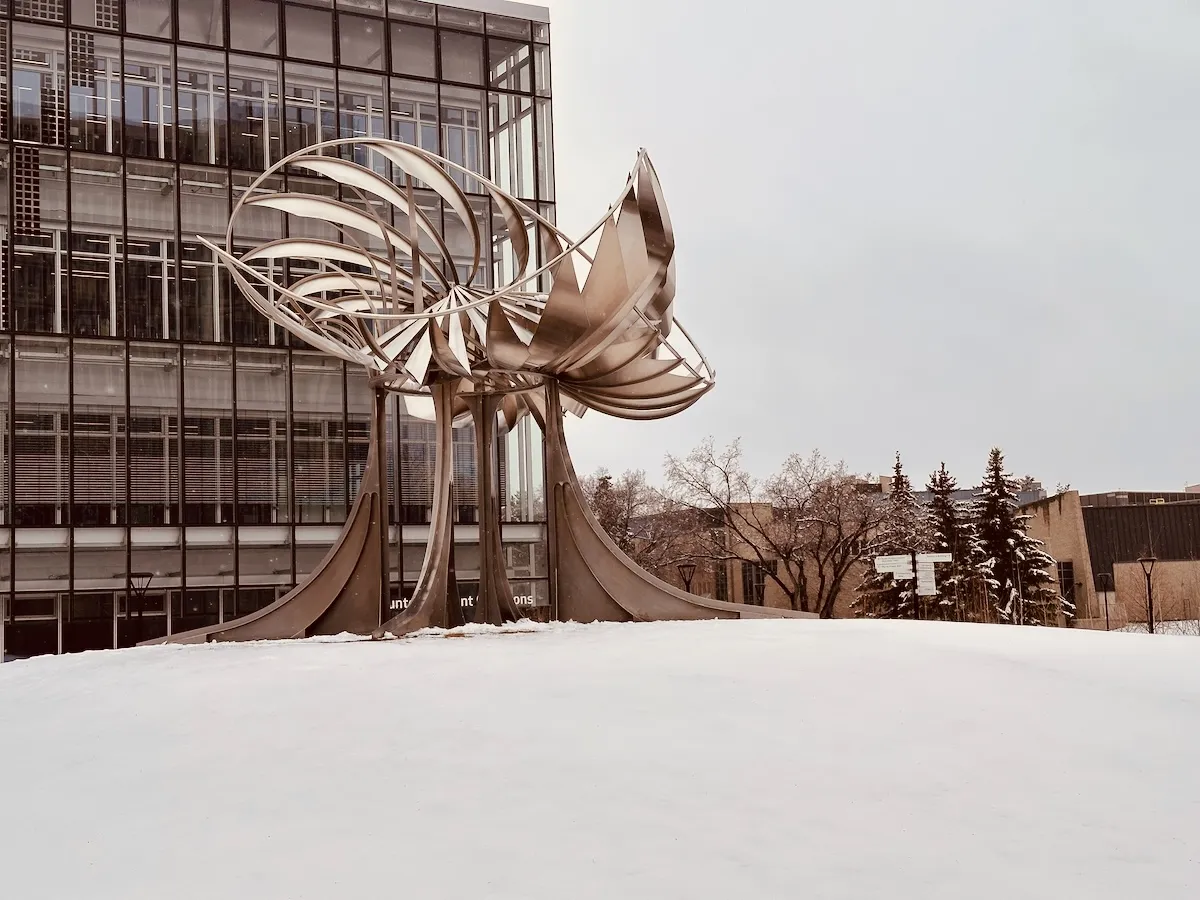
<box><xmin>144</xmin><ymin>138</ymin><xmax>809</xmax><ymax>645</ymax></box>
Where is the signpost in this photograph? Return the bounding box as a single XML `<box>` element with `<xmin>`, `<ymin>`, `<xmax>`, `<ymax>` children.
<box><xmin>874</xmin><ymin>552</ymin><xmax>953</xmax><ymax>614</ymax></box>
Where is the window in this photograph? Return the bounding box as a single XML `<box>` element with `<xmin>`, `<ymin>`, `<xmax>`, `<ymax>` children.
<box><xmin>286</xmin><ymin>5</ymin><xmax>332</xmax><ymax>64</ymax></box>
<box><xmin>230</xmin><ymin>0</ymin><xmax>279</xmax><ymax>55</ymax></box>
<box><xmin>338</xmin><ymin>70</ymin><xmax>387</xmax><ymax>156</ymax></box>
<box><xmin>177</xmin><ymin>47</ymin><xmax>228</xmax><ymax>165</ymax></box>
<box><xmin>72</xmin><ymin>340</ymin><xmax>125</xmax><ymax>525</ymax></box>
<box><xmin>390</xmin><ymin>21</ymin><xmax>435</xmax><ymax>78</ymax></box>
<box><xmin>713</xmin><ymin>560</ymin><xmax>728</xmax><ymax>602</ymax></box>
<box><xmin>69</xmin><ymin>31</ymin><xmax>121</xmax><ymax>154</ymax></box>
<box><xmin>68</xmin><ymin>156</ymin><xmax>122</xmax><ymax>336</ymax></box>
<box><xmin>489</xmin><ymin>92</ymin><xmax>533</xmax><ymax>198</ymax></box>
<box><xmin>178</xmin><ymin>0</ymin><xmax>224</xmax><ymax>47</ymax></box>
<box><xmin>388</xmin><ymin>1</ymin><xmax>433</xmax><ymax>24</ymax></box>
<box><xmin>441</xmin><ymin>86</ymin><xmax>484</xmax><ymax>193</ymax></box>
<box><xmin>1057</xmin><ymin>561</ymin><xmax>1075</xmax><ymax>605</ymax></box>
<box><xmin>284</xmin><ymin>63</ymin><xmax>336</xmax><ymax>155</ymax></box>
<box><xmin>487</xmin><ymin>38</ymin><xmax>530</xmax><ymax>93</ymax></box>
<box><xmin>125</xmin><ymin>0</ymin><xmax>172</xmax><ymax>39</ymax></box>
<box><xmin>390</xmin><ymin>77</ymin><xmax>437</xmax><ymax>154</ymax></box>
<box><xmin>438</xmin><ymin>7</ymin><xmax>482</xmax><ymax>32</ymax></box>
<box><xmin>486</xmin><ymin>15</ymin><xmax>531</xmax><ymax>40</ymax></box>
<box><xmin>13</xmin><ymin>22</ymin><xmax>67</xmax><ymax>147</ymax></box>
<box><xmin>228</xmin><ymin>56</ymin><xmax>281</xmax><ymax>171</ymax></box>
<box><xmin>71</xmin><ymin>0</ymin><xmax>119</xmax><ymax>31</ymax></box>
<box><xmin>740</xmin><ymin>560</ymin><xmax>774</xmax><ymax>606</ymax></box>
<box><xmin>123</xmin><ymin>39</ymin><xmax>174</xmax><ymax>160</ymax></box>
<box><xmin>339</xmin><ymin>14</ymin><xmax>385</xmax><ymax>70</ymax></box>
<box><xmin>440</xmin><ymin>31</ymin><xmax>482</xmax><ymax>84</ymax></box>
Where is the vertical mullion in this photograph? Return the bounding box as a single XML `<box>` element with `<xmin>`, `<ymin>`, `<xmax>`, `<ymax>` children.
<box><xmin>341</xmin><ymin>359</ymin><xmax>349</xmax><ymax>525</ymax></box>
<box><xmin>65</xmin><ymin>149</ymin><xmax>77</xmax><ymax>645</ymax></box>
<box><xmin>286</xmin><ymin>345</ymin><xmax>296</xmax><ymax>587</ymax></box>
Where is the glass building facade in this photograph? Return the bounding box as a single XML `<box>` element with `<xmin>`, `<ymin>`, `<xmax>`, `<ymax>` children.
<box><xmin>0</xmin><ymin>0</ymin><xmax>553</xmax><ymax>659</ymax></box>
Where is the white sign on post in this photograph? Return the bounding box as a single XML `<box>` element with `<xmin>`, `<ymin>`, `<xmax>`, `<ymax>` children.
<box><xmin>874</xmin><ymin>554</ymin><xmax>914</xmax><ymax>579</ymax></box>
<box><xmin>874</xmin><ymin>552</ymin><xmax>953</xmax><ymax>596</ymax></box>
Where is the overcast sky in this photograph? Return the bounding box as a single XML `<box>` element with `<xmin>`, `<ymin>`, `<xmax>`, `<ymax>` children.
<box><xmin>544</xmin><ymin>0</ymin><xmax>1200</xmax><ymax>493</ymax></box>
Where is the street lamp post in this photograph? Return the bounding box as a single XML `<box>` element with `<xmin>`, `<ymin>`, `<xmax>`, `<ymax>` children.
<box><xmin>1096</xmin><ymin>571</ymin><xmax>1113</xmax><ymax>632</ymax></box>
<box><xmin>1138</xmin><ymin>556</ymin><xmax>1156</xmax><ymax>635</ymax></box>
<box><xmin>131</xmin><ymin>572</ymin><xmax>154</xmax><ymax>644</ymax></box>
<box><xmin>676</xmin><ymin>562</ymin><xmax>697</xmax><ymax>594</ymax></box>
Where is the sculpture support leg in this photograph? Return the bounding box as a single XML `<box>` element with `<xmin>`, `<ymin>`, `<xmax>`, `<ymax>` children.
<box><xmin>142</xmin><ymin>387</ymin><xmax>388</xmax><ymax>644</ymax></box>
<box><xmin>468</xmin><ymin>393</ymin><xmax>519</xmax><ymax>625</ymax></box>
<box><xmin>540</xmin><ymin>381</ymin><xmax>817</xmax><ymax>624</ymax></box>
<box><xmin>375</xmin><ymin>380</ymin><xmax>463</xmax><ymax>637</ymax></box>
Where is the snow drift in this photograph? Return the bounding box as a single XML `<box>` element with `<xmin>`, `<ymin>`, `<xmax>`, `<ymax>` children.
<box><xmin>1</xmin><ymin>619</ymin><xmax>1198</xmax><ymax>898</ymax></box>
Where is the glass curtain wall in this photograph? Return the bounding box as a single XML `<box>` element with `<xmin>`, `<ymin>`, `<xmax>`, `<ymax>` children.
<box><xmin>1</xmin><ymin>0</ymin><xmax>554</xmax><ymax>657</ymax></box>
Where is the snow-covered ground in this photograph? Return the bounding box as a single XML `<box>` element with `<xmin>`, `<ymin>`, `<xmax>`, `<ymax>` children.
<box><xmin>2</xmin><ymin>619</ymin><xmax>1198</xmax><ymax>899</ymax></box>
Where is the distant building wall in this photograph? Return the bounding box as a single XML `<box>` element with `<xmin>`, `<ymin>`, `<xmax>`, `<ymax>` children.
<box><xmin>1024</xmin><ymin>491</ymin><xmax>1200</xmax><ymax>629</ymax></box>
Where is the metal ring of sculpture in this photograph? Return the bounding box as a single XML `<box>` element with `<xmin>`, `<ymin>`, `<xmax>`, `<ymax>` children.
<box><xmin>143</xmin><ymin>138</ymin><xmax>811</xmax><ymax>646</ymax></box>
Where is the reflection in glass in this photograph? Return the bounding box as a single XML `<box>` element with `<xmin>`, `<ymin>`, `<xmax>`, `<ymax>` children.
<box><xmin>127</xmin><ymin>343</ymin><xmax>180</xmax><ymax>525</ymax></box>
<box><xmin>438</xmin><ymin>6</ymin><xmax>483</xmax><ymax>32</ymax></box>
<box><xmin>72</xmin><ymin>0</ymin><xmax>119</xmax><ymax>30</ymax></box>
<box><xmin>441</xmin><ymin>85</ymin><xmax>485</xmax><ymax>193</ymax></box>
<box><xmin>183</xmin><ymin>346</ymin><xmax>234</xmax><ymax>524</ymax></box>
<box><xmin>487</xmin><ymin>38</ymin><xmax>531</xmax><ymax>93</ymax></box>
<box><xmin>229</xmin><ymin>56</ymin><xmax>282</xmax><ymax>172</ymax></box>
<box><xmin>236</xmin><ymin>349</ymin><xmax>289</xmax><ymax>523</ymax></box>
<box><xmin>13</xmin><ymin>23</ymin><xmax>66</xmax><ymax>146</ymax></box>
<box><xmin>124</xmin><ymin>39</ymin><xmax>175</xmax><ymax>159</ymax></box>
<box><xmin>390</xmin><ymin>77</ymin><xmax>438</xmax><ymax>155</ymax></box>
<box><xmin>338</xmin><ymin>70</ymin><xmax>387</xmax><ymax>169</ymax></box>
<box><xmin>231</xmin><ymin>0</ymin><xmax>281</xmax><ymax>55</ymax></box>
<box><xmin>537</xmin><ymin>97</ymin><xmax>554</xmax><ymax>201</ymax></box>
<box><xmin>534</xmin><ymin>43</ymin><xmax>551</xmax><ymax>96</ymax></box>
<box><xmin>124</xmin><ymin>159</ymin><xmax>177</xmax><ymax>340</ymax></box>
<box><xmin>490</xmin><ymin>92</ymin><xmax>534</xmax><ymax>199</ymax></box>
<box><xmin>284</xmin><ymin>62</ymin><xmax>337</xmax><ymax>155</ymax></box>
<box><xmin>69</xmin><ymin>31</ymin><xmax>121</xmax><ymax>154</ymax></box>
<box><xmin>69</xmin><ymin>155</ymin><xmax>123</xmax><ymax>336</ymax></box>
<box><xmin>231</xmin><ymin>173</ymin><xmax>284</xmax><ymax>345</ymax></box>
<box><xmin>292</xmin><ymin>353</ymin><xmax>347</xmax><ymax>524</ymax></box>
<box><xmin>11</xmin><ymin>150</ymin><xmax>67</xmax><ymax>334</ymax></box>
<box><xmin>125</xmin><ymin>0</ymin><xmax>173</xmax><ymax>39</ymax></box>
<box><xmin>487</xmin><ymin>15</ymin><xmax>531</xmax><ymax>40</ymax></box>
<box><xmin>339</xmin><ymin>14</ymin><xmax>386</xmax><ymax>70</ymax></box>
<box><xmin>71</xmin><ymin>340</ymin><xmax>125</xmax><ymax>526</ymax></box>
<box><xmin>388</xmin><ymin>1</ymin><xmax>434</xmax><ymax>24</ymax></box>
<box><xmin>180</xmin><ymin>241</ymin><xmax>222</xmax><ymax>343</ymax></box>
<box><xmin>502</xmin><ymin>416</ymin><xmax>545</xmax><ymax>522</ymax></box>
<box><xmin>390</xmin><ymin>21</ymin><xmax>435</xmax><ymax>78</ymax></box>
<box><xmin>180</xmin><ymin>166</ymin><xmax>230</xmax><ymax>342</ymax></box>
<box><xmin>346</xmin><ymin>368</ymin><xmax>372</xmax><ymax>518</ymax></box>
<box><xmin>440</xmin><ymin>31</ymin><xmax>483</xmax><ymax>84</ymax></box>
<box><xmin>285</xmin><ymin>4</ymin><xmax>333</xmax><ymax>64</ymax></box>
<box><xmin>178</xmin><ymin>0</ymin><xmax>225</xmax><ymax>46</ymax></box>
<box><xmin>14</xmin><ymin>337</ymin><xmax>69</xmax><ymax>526</ymax></box>
<box><xmin>177</xmin><ymin>47</ymin><xmax>228</xmax><ymax>166</ymax></box>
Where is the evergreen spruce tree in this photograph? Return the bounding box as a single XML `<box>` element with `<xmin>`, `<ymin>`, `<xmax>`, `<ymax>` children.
<box><xmin>975</xmin><ymin>448</ymin><xmax>1064</xmax><ymax>625</ymax></box>
<box><xmin>925</xmin><ymin>463</ymin><xmax>990</xmax><ymax>621</ymax></box>
<box><xmin>856</xmin><ymin>453</ymin><xmax>927</xmax><ymax>618</ymax></box>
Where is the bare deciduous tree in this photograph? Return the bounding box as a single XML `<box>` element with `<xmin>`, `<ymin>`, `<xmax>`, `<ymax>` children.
<box><xmin>580</xmin><ymin>468</ymin><xmax>700</xmax><ymax>573</ymax></box>
<box><xmin>662</xmin><ymin>439</ymin><xmax>887</xmax><ymax>617</ymax></box>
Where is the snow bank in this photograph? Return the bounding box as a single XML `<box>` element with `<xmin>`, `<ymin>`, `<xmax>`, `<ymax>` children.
<box><xmin>1</xmin><ymin>619</ymin><xmax>1198</xmax><ymax>899</ymax></box>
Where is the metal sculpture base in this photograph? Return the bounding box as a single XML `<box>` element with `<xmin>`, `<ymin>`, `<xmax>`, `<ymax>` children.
<box><xmin>466</xmin><ymin>392</ymin><xmax>521</xmax><ymax>627</ymax></box>
<box><xmin>141</xmin><ymin>390</ymin><xmax>389</xmax><ymax>645</ymax></box>
<box><xmin>373</xmin><ymin>381</ymin><xmax>464</xmax><ymax>637</ymax></box>
<box><xmin>541</xmin><ymin>382</ymin><xmax>816</xmax><ymax>624</ymax></box>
